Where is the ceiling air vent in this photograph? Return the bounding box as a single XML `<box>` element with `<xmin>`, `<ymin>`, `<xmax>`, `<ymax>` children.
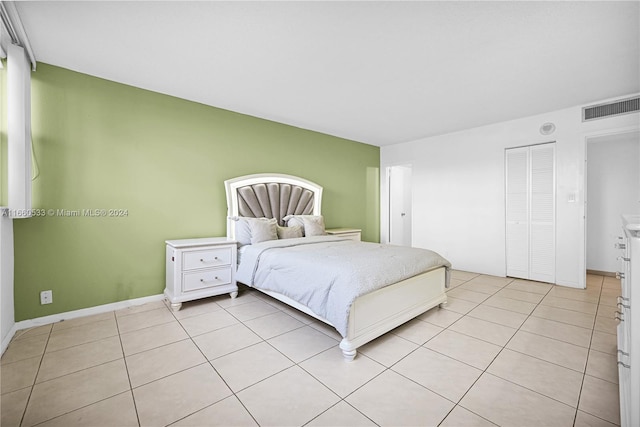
<box><xmin>583</xmin><ymin>96</ymin><xmax>640</xmax><ymax>121</ymax></box>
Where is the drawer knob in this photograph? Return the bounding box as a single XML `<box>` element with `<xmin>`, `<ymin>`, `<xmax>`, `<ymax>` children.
<box><xmin>200</xmin><ymin>257</ymin><xmax>219</xmax><ymax>262</ymax></box>
<box><xmin>200</xmin><ymin>277</ymin><xmax>219</xmax><ymax>283</ymax></box>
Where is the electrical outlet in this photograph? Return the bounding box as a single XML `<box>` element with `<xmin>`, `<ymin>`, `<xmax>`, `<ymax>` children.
<box><xmin>40</xmin><ymin>290</ymin><xmax>53</xmax><ymax>305</ymax></box>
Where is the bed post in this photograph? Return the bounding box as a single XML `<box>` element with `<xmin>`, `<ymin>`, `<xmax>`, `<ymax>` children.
<box><xmin>339</xmin><ymin>339</ymin><xmax>357</xmax><ymax>362</ymax></box>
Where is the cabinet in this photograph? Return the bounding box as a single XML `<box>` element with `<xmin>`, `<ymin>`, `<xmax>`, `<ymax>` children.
<box><xmin>505</xmin><ymin>143</ymin><xmax>556</xmax><ymax>283</ymax></box>
<box><xmin>326</xmin><ymin>228</ymin><xmax>362</xmax><ymax>241</ymax></box>
<box><xmin>165</xmin><ymin>237</ymin><xmax>237</xmax><ymax>311</ymax></box>
<box><xmin>617</xmin><ymin>215</ymin><xmax>640</xmax><ymax>427</ymax></box>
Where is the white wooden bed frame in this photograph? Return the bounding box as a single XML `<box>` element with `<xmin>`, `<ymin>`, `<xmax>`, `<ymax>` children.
<box><xmin>225</xmin><ymin>173</ymin><xmax>447</xmax><ymax>361</ymax></box>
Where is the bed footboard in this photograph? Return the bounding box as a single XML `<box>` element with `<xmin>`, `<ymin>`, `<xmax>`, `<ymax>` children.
<box><xmin>339</xmin><ymin>266</ymin><xmax>447</xmax><ymax>361</ymax></box>
<box><xmin>247</xmin><ymin>266</ymin><xmax>447</xmax><ymax>361</ymax></box>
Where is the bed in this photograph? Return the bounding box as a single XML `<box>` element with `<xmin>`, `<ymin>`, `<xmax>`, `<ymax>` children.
<box><xmin>224</xmin><ymin>173</ymin><xmax>450</xmax><ymax>361</ymax></box>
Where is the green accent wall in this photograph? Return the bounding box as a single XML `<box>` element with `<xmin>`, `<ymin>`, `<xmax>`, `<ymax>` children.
<box><xmin>12</xmin><ymin>63</ymin><xmax>379</xmax><ymax>321</ymax></box>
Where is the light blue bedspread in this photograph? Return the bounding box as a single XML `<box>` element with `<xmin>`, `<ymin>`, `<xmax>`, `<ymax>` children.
<box><xmin>236</xmin><ymin>236</ymin><xmax>450</xmax><ymax>337</ymax></box>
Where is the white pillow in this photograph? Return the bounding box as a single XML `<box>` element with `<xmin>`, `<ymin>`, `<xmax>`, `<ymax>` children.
<box><xmin>249</xmin><ymin>217</ymin><xmax>278</xmax><ymax>244</ymax></box>
<box><xmin>234</xmin><ymin>217</ymin><xmax>252</xmax><ymax>247</ymax></box>
<box><xmin>283</xmin><ymin>215</ymin><xmax>327</xmax><ymax>237</ymax></box>
<box><xmin>233</xmin><ymin>217</ymin><xmax>278</xmax><ymax>246</ymax></box>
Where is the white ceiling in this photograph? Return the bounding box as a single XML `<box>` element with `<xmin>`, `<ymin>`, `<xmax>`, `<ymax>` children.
<box><xmin>14</xmin><ymin>1</ymin><xmax>640</xmax><ymax>146</ymax></box>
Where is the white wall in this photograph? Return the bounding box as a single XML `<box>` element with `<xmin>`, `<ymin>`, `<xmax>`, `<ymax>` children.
<box><xmin>381</xmin><ymin>97</ymin><xmax>640</xmax><ymax>288</ymax></box>
<box><xmin>1</xmin><ymin>211</ymin><xmax>15</xmax><ymax>354</ymax></box>
<box><xmin>587</xmin><ymin>132</ymin><xmax>640</xmax><ymax>272</ymax></box>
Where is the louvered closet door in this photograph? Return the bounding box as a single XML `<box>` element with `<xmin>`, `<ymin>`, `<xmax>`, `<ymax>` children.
<box><xmin>505</xmin><ymin>143</ymin><xmax>556</xmax><ymax>283</ymax></box>
<box><xmin>506</xmin><ymin>147</ymin><xmax>530</xmax><ymax>279</ymax></box>
<box><xmin>529</xmin><ymin>144</ymin><xmax>555</xmax><ymax>282</ymax></box>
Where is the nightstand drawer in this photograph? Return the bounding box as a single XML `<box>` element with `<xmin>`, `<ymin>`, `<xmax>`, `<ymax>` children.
<box><xmin>183</xmin><ymin>248</ymin><xmax>232</xmax><ymax>270</ymax></box>
<box><xmin>326</xmin><ymin>228</ymin><xmax>361</xmax><ymax>241</ymax></box>
<box><xmin>335</xmin><ymin>232</ymin><xmax>360</xmax><ymax>241</ymax></box>
<box><xmin>183</xmin><ymin>267</ymin><xmax>233</xmax><ymax>292</ymax></box>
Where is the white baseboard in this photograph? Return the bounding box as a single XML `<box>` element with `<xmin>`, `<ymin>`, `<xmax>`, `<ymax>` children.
<box><xmin>1</xmin><ymin>323</ymin><xmax>19</xmax><ymax>355</ymax></box>
<box><xmin>12</xmin><ymin>294</ymin><xmax>166</xmax><ymax>335</ymax></box>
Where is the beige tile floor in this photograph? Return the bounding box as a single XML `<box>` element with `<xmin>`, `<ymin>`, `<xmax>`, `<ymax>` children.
<box><xmin>0</xmin><ymin>272</ymin><xmax>621</xmax><ymax>426</ymax></box>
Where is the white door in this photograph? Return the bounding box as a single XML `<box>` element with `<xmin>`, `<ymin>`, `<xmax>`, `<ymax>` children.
<box><xmin>389</xmin><ymin>165</ymin><xmax>412</xmax><ymax>246</ymax></box>
<box><xmin>529</xmin><ymin>144</ymin><xmax>556</xmax><ymax>282</ymax></box>
<box><xmin>506</xmin><ymin>147</ymin><xmax>530</xmax><ymax>279</ymax></box>
<box><xmin>506</xmin><ymin>143</ymin><xmax>556</xmax><ymax>283</ymax></box>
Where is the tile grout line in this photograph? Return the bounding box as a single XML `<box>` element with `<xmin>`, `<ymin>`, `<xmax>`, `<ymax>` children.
<box><xmin>171</xmin><ymin>293</ymin><xmax>341</xmax><ymax>426</ymax></box>
<box><xmin>435</xmin><ymin>275</ymin><xmax>511</xmax><ymax>426</ymax></box>
<box><xmin>168</xmin><ymin>299</ymin><xmax>263</xmax><ymax>426</ymax></box>
<box><xmin>302</xmin><ymin>398</ymin><xmax>381</xmax><ymax>427</ymax></box>
<box><xmin>20</xmin><ymin>312</ymin><xmax>129</xmax><ymax>427</ymax></box>
<box><xmin>17</xmin><ymin>324</ymin><xmax>52</xmax><ymax>427</ymax></box>
<box><xmin>388</xmin><ymin>277</ymin><xmax>502</xmax><ymax>426</ymax></box>
<box><xmin>440</xmin><ymin>278</ymin><xmax>521</xmax><ymax>404</ymax></box>
<box><xmin>114</xmin><ymin>309</ymin><xmax>142</xmax><ymax>427</ymax></box>
<box><xmin>467</xmin><ymin>275</ymin><xmax>620</xmax><ymax>426</ymax></box>
<box><xmin>573</xmin><ymin>274</ymin><xmax>604</xmax><ymax>427</ymax></box>
<box><xmin>295</xmin><ymin>341</ymin><xmax>385</xmax><ymax>426</ymax></box>
<box><xmin>27</xmin><ymin>391</ymin><xmax>135</xmax><ymax>427</ymax></box>
<box><xmin>288</xmin><ymin>276</ymin><xmax>482</xmax><ymax>426</ymax></box>
<box><xmin>228</xmin><ymin>296</ymin><xmax>370</xmax><ymax>426</ymax></box>
<box><xmin>449</xmin><ymin>277</ymin><xmax>591</xmax><ymax>425</ymax></box>
<box><xmin>318</xmin><ymin>276</ymin><xmax>484</xmax><ymax>426</ymax></box>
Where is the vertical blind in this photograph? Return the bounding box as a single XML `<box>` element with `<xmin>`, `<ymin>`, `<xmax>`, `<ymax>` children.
<box><xmin>1</xmin><ymin>2</ymin><xmax>36</xmax><ymax>217</ymax></box>
<box><xmin>7</xmin><ymin>42</ymin><xmax>32</xmax><ymax>216</ymax></box>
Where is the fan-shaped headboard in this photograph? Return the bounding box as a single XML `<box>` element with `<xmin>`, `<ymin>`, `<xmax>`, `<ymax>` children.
<box><xmin>224</xmin><ymin>173</ymin><xmax>323</xmax><ymax>240</ymax></box>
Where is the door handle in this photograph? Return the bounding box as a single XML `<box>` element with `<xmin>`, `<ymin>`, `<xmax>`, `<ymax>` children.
<box><xmin>400</xmin><ymin>213</ymin><xmax>406</xmax><ymax>217</ymax></box>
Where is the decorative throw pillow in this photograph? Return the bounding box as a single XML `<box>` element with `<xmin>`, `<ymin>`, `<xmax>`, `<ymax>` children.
<box><xmin>283</xmin><ymin>215</ymin><xmax>327</xmax><ymax>237</ymax></box>
<box><xmin>276</xmin><ymin>225</ymin><xmax>304</xmax><ymax>239</ymax></box>
<box><xmin>249</xmin><ymin>217</ymin><xmax>278</xmax><ymax>244</ymax></box>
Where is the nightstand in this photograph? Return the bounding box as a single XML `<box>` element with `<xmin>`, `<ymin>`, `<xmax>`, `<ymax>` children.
<box><xmin>165</xmin><ymin>237</ymin><xmax>238</xmax><ymax>311</ymax></box>
<box><xmin>326</xmin><ymin>228</ymin><xmax>362</xmax><ymax>241</ymax></box>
